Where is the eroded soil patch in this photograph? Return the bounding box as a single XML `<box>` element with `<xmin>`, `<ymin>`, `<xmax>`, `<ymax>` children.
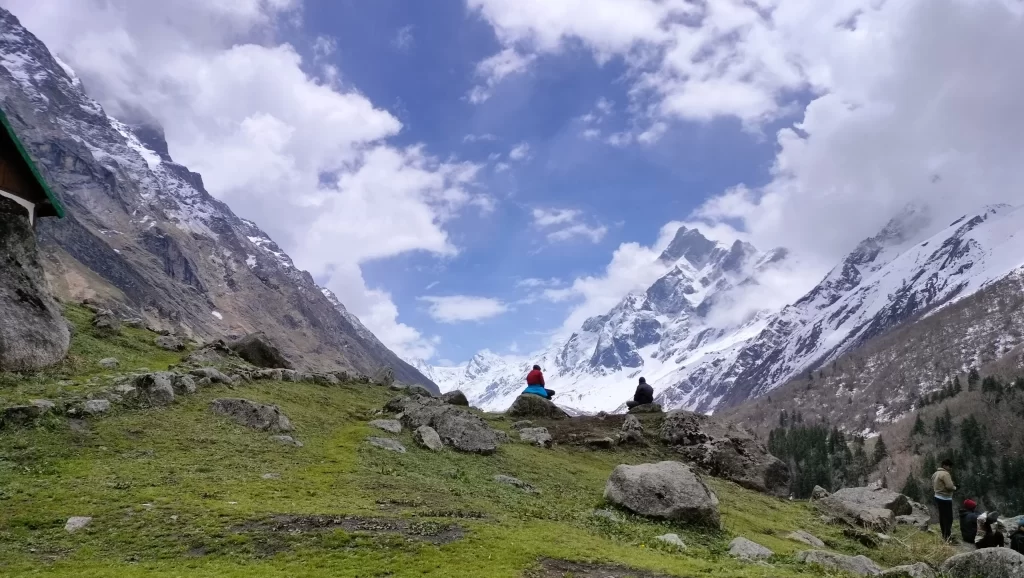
<box><xmin>525</xmin><ymin>558</ymin><xmax>682</xmax><ymax>578</ymax></box>
<box><xmin>238</xmin><ymin>515</ymin><xmax>465</xmax><ymax>545</ymax></box>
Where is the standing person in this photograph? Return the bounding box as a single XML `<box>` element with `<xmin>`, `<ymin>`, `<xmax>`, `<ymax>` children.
<box><xmin>960</xmin><ymin>499</ymin><xmax>979</xmax><ymax>544</ymax></box>
<box><xmin>931</xmin><ymin>459</ymin><xmax>957</xmax><ymax>541</ymax></box>
<box><xmin>625</xmin><ymin>377</ymin><xmax>654</xmax><ymax>409</ymax></box>
<box><xmin>975</xmin><ymin>511</ymin><xmax>1005</xmax><ymax>549</ymax></box>
<box><xmin>523</xmin><ymin>365</ymin><xmax>555</xmax><ymax>400</ymax></box>
<box><xmin>1010</xmin><ymin>519</ymin><xmax>1024</xmax><ymax>554</ymax></box>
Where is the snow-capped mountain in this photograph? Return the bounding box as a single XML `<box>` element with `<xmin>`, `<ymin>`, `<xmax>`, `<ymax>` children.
<box><xmin>430</xmin><ymin>204</ymin><xmax>1024</xmax><ymax>414</ymax></box>
<box><xmin>0</xmin><ymin>7</ymin><xmax>436</xmax><ymax>390</ymax></box>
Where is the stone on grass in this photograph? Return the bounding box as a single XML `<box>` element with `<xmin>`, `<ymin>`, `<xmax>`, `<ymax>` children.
<box><xmin>190</xmin><ymin>367</ymin><xmax>232</xmax><ymax>384</ymax></box>
<box><xmin>390</xmin><ymin>395</ymin><xmax>502</xmax><ymax>455</ymax></box>
<box><xmin>519</xmin><ymin>427</ymin><xmax>553</xmax><ymax>448</ymax></box>
<box><xmin>494</xmin><ymin>474</ymin><xmax>539</xmax><ymax>494</ymax></box>
<box><xmin>272</xmin><ymin>435</ymin><xmax>303</xmax><ymax>447</ymax></box>
<box><xmin>367</xmin><ymin>437</ymin><xmax>406</xmax><ymax>453</ymax></box>
<box><xmin>811</xmin><ymin>485</ymin><xmax>830</xmax><ymax>500</ymax></box>
<box><xmin>655</xmin><ymin>534</ymin><xmax>686</xmax><ymax>549</ymax></box>
<box><xmin>627</xmin><ymin>403</ymin><xmax>663</xmax><ymax>414</ymax></box>
<box><xmin>585</xmin><ymin>437</ymin><xmax>616</xmax><ymax>449</ymax></box>
<box><xmin>413</xmin><ymin>426</ymin><xmax>443</xmax><ymax>451</ymax></box>
<box><xmin>372</xmin><ymin>366</ymin><xmax>396</xmax><ymax>387</ymax></box>
<box><xmin>134</xmin><ymin>373</ymin><xmax>176</xmax><ymax>406</ymax></box>
<box><xmin>210</xmin><ymin>398</ymin><xmax>293</xmax><ymax>432</ymax></box>
<box><xmin>172</xmin><ymin>375</ymin><xmax>197</xmax><ymax>395</ymax></box>
<box><xmin>30</xmin><ymin>399</ymin><xmax>56</xmax><ymax>412</ymax></box>
<box><xmin>441</xmin><ymin>390</ymin><xmax>469</xmax><ymax>406</ymax></box>
<box><xmin>622</xmin><ymin>415</ymin><xmax>643</xmax><ymax>432</ymax></box>
<box><xmin>84</xmin><ymin>399</ymin><xmax>111</xmax><ymax>415</ymax></box>
<box><xmin>797</xmin><ymin>550</ymin><xmax>882</xmax><ymax>576</ymax></box>
<box><xmin>227</xmin><ymin>332</ymin><xmax>293</xmax><ymax>369</ymax></box>
<box><xmin>603</xmin><ymin>461</ymin><xmax>720</xmax><ymax>528</ymax></box>
<box><xmin>880</xmin><ymin>563</ymin><xmax>936</xmax><ymax>578</ymax></box>
<box><xmin>91</xmin><ymin>309</ymin><xmax>121</xmax><ymax>333</ymax></box>
<box><xmin>511</xmin><ymin>420</ymin><xmax>533</xmax><ymax>430</ymax></box>
<box><xmin>506</xmin><ymin>394</ymin><xmax>568</xmax><ymax>420</ymax></box>
<box><xmin>939</xmin><ymin>548</ymin><xmax>1024</xmax><ymax>578</ymax></box>
<box><xmin>64</xmin><ymin>517</ymin><xmax>93</xmax><ymax>533</ymax></box>
<box><xmin>99</xmin><ymin>358</ymin><xmax>119</xmax><ymax>369</ymax></box>
<box><xmin>154</xmin><ymin>335</ymin><xmax>185</xmax><ymax>351</ymax></box>
<box><xmin>787</xmin><ymin>530</ymin><xmax>825</xmax><ymax>548</ymax></box>
<box><xmin>369</xmin><ymin>419</ymin><xmax>402</xmax><ymax>434</ymax></box>
<box><xmin>592</xmin><ymin>509</ymin><xmax>623</xmax><ymax>522</ymax></box>
<box><xmin>1</xmin><ymin>405</ymin><xmax>44</xmax><ymax>426</ymax></box>
<box><xmin>262</xmin><ymin>473</ymin><xmax>281</xmax><ymax>480</ymax></box>
<box><xmin>728</xmin><ymin>537</ymin><xmax>773</xmax><ymax>561</ymax></box>
<box><xmin>826</xmin><ymin>486</ymin><xmax>912</xmax><ymax>516</ymax></box>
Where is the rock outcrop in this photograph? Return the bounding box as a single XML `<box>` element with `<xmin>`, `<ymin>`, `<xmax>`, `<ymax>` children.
<box><xmin>660</xmin><ymin>410</ymin><xmax>789</xmax><ymax>496</ymax></box>
<box><xmin>387</xmin><ymin>395</ymin><xmax>502</xmax><ymax>455</ymax></box>
<box><xmin>210</xmin><ymin>398</ymin><xmax>293</xmax><ymax>432</ymax></box>
<box><xmin>507</xmin><ymin>394</ymin><xmax>568</xmax><ymax>420</ymax></box>
<box><xmin>228</xmin><ymin>333</ymin><xmax>293</xmax><ymax>369</ymax></box>
<box><xmin>818</xmin><ymin>486</ymin><xmax>911</xmax><ymax>530</ymax></box>
<box><xmin>627</xmin><ymin>403</ymin><xmax>663</xmax><ymax>414</ymax></box>
<box><xmin>0</xmin><ymin>197</ymin><xmax>70</xmax><ymax>371</ymax></box>
<box><xmin>441</xmin><ymin>390</ymin><xmax>469</xmax><ymax>406</ymax></box>
<box><xmin>603</xmin><ymin>461</ymin><xmax>720</xmax><ymax>528</ymax></box>
<box><xmin>939</xmin><ymin>548</ymin><xmax>1024</xmax><ymax>578</ymax></box>
<box><xmin>369</xmin><ymin>419</ymin><xmax>402</xmax><ymax>434</ymax></box>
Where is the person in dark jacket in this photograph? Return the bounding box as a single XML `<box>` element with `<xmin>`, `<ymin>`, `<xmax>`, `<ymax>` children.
<box><xmin>975</xmin><ymin>511</ymin><xmax>1005</xmax><ymax>549</ymax></box>
<box><xmin>1010</xmin><ymin>520</ymin><xmax>1024</xmax><ymax>555</ymax></box>
<box><xmin>625</xmin><ymin>377</ymin><xmax>654</xmax><ymax>408</ymax></box>
<box><xmin>522</xmin><ymin>365</ymin><xmax>555</xmax><ymax>400</ymax></box>
<box><xmin>960</xmin><ymin>499</ymin><xmax>979</xmax><ymax>544</ymax></box>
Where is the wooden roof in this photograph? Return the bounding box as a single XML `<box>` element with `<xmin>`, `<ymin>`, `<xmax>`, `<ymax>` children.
<box><xmin>0</xmin><ymin>106</ymin><xmax>64</xmax><ymax>218</ymax></box>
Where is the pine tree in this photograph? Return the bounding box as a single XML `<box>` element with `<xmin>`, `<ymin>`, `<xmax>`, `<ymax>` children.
<box><xmin>912</xmin><ymin>414</ymin><xmax>926</xmax><ymax>436</ymax></box>
<box><xmin>968</xmin><ymin>368</ymin><xmax>980</xmax><ymax>391</ymax></box>
<box><xmin>873</xmin><ymin>437</ymin><xmax>888</xmax><ymax>464</ymax></box>
<box><xmin>901</xmin><ymin>475</ymin><xmax>923</xmax><ymax>502</ymax></box>
<box><xmin>953</xmin><ymin>376</ymin><xmax>963</xmax><ymax>395</ymax></box>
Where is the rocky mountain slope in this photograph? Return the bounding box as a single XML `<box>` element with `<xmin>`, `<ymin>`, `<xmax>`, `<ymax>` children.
<box><xmin>0</xmin><ymin>8</ymin><xmax>435</xmax><ymax>391</ymax></box>
<box><xmin>431</xmin><ymin>204</ymin><xmax>1024</xmax><ymax>414</ymax></box>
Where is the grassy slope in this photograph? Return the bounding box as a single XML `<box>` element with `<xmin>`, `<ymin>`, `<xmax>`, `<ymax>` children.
<box><xmin>0</xmin><ymin>307</ymin><xmax>955</xmax><ymax>577</ymax></box>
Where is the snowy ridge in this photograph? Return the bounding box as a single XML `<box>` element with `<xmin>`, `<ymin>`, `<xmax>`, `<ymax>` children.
<box><xmin>426</xmin><ymin>204</ymin><xmax>1024</xmax><ymax>415</ymax></box>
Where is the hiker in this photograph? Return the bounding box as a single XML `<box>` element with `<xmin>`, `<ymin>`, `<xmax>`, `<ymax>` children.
<box><xmin>931</xmin><ymin>459</ymin><xmax>956</xmax><ymax>541</ymax></box>
<box><xmin>975</xmin><ymin>511</ymin><xmax>1005</xmax><ymax>549</ymax></box>
<box><xmin>960</xmin><ymin>499</ymin><xmax>979</xmax><ymax>544</ymax></box>
<box><xmin>625</xmin><ymin>377</ymin><xmax>654</xmax><ymax>409</ymax></box>
<box><xmin>523</xmin><ymin>365</ymin><xmax>555</xmax><ymax>400</ymax></box>
<box><xmin>1010</xmin><ymin>519</ymin><xmax>1024</xmax><ymax>554</ymax></box>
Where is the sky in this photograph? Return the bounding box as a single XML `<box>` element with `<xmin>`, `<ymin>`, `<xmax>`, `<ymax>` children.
<box><xmin>3</xmin><ymin>0</ymin><xmax>1024</xmax><ymax>366</ymax></box>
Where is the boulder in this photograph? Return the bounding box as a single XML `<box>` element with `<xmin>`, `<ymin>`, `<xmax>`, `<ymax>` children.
<box><xmin>83</xmin><ymin>399</ymin><xmax>111</xmax><ymax>415</ymax></box>
<box><xmin>154</xmin><ymin>336</ymin><xmax>185</xmax><ymax>351</ymax></box>
<box><xmin>369</xmin><ymin>419</ymin><xmax>402</xmax><ymax>434</ymax></box>
<box><xmin>622</xmin><ymin>415</ymin><xmax>643</xmax><ymax>432</ymax></box>
<box><xmin>797</xmin><ymin>550</ymin><xmax>882</xmax><ymax>576</ymax></box>
<box><xmin>506</xmin><ymin>394</ymin><xmax>568</xmax><ymax>420</ymax></box>
<box><xmin>372</xmin><ymin>366</ymin><xmax>395</xmax><ymax>387</ymax></box>
<box><xmin>787</xmin><ymin>530</ymin><xmax>825</xmax><ymax>548</ymax></box>
<box><xmin>895</xmin><ymin>501</ymin><xmax>931</xmax><ymax>527</ymax></box>
<box><xmin>585</xmin><ymin>437</ymin><xmax>616</xmax><ymax>449</ymax></box>
<box><xmin>819</xmin><ymin>486</ymin><xmax>910</xmax><ymax>530</ymax></box>
<box><xmin>494</xmin><ymin>474</ymin><xmax>539</xmax><ymax>494</ymax></box>
<box><xmin>227</xmin><ymin>333</ymin><xmax>293</xmax><ymax>369</ymax></box>
<box><xmin>940</xmin><ymin>548</ymin><xmax>1024</xmax><ymax>578</ymax></box>
<box><xmin>367</xmin><ymin>437</ymin><xmax>406</xmax><ymax>453</ymax></box>
<box><xmin>253</xmin><ymin>369</ymin><xmax>284</xmax><ymax>381</ymax></box>
<box><xmin>811</xmin><ymin>485</ymin><xmax>831</xmax><ymax>500</ymax></box>
<box><xmin>210</xmin><ymin>398</ymin><xmax>293</xmax><ymax>432</ymax></box>
<box><xmin>64</xmin><ymin>516</ymin><xmax>93</xmax><ymax>533</ymax></box>
<box><xmin>441</xmin><ymin>390</ymin><xmax>469</xmax><ymax>406</ymax></box>
<box><xmin>172</xmin><ymin>375</ymin><xmax>197</xmax><ymax>395</ymax></box>
<box><xmin>627</xmin><ymin>403</ymin><xmax>663</xmax><ymax>414</ymax></box>
<box><xmin>272</xmin><ymin>435</ymin><xmax>303</xmax><ymax>447</ymax></box>
<box><xmin>519</xmin><ymin>427</ymin><xmax>553</xmax><ymax>448</ymax></box>
<box><xmin>827</xmin><ymin>487</ymin><xmax>912</xmax><ymax>516</ymax></box>
<box><xmin>390</xmin><ymin>395</ymin><xmax>502</xmax><ymax>455</ymax></box>
<box><xmin>134</xmin><ymin>373</ymin><xmax>176</xmax><ymax>406</ymax></box>
<box><xmin>511</xmin><ymin>420</ymin><xmax>534</xmax><ymax>430</ymax></box>
<box><xmin>880</xmin><ymin>563</ymin><xmax>936</xmax><ymax>578</ymax></box>
<box><xmin>91</xmin><ymin>309</ymin><xmax>121</xmax><ymax>333</ymax></box>
<box><xmin>655</xmin><ymin>534</ymin><xmax>686</xmax><ymax>549</ymax></box>
<box><xmin>99</xmin><ymin>358</ymin><xmax>119</xmax><ymax>369</ymax></box>
<box><xmin>185</xmin><ymin>341</ymin><xmax>237</xmax><ymax>366</ymax></box>
<box><xmin>190</xmin><ymin>367</ymin><xmax>232</xmax><ymax>384</ymax></box>
<box><xmin>661</xmin><ymin>410</ymin><xmax>790</xmax><ymax>496</ymax></box>
<box><xmin>413</xmin><ymin>426</ymin><xmax>443</xmax><ymax>451</ymax></box>
<box><xmin>603</xmin><ymin>461</ymin><xmax>720</xmax><ymax>528</ymax></box>
<box><xmin>313</xmin><ymin>373</ymin><xmax>339</xmax><ymax>386</ymax></box>
<box><xmin>31</xmin><ymin>399</ymin><xmax>55</xmax><ymax>412</ymax></box>
<box><xmin>1</xmin><ymin>404</ymin><xmax>44</xmax><ymax>427</ymax></box>
<box><xmin>0</xmin><ymin>197</ymin><xmax>71</xmax><ymax>371</ymax></box>
<box><xmin>728</xmin><ymin>537</ymin><xmax>773</xmax><ymax>561</ymax></box>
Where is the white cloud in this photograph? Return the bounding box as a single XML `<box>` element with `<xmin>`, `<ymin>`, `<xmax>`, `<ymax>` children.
<box><xmin>531</xmin><ymin>208</ymin><xmax>579</xmax><ymax>227</ymax></box>
<box><xmin>531</xmin><ymin>207</ymin><xmax>607</xmax><ymax>244</ymax></box>
<box><xmin>516</xmin><ymin>277</ymin><xmax>563</xmax><ymax>288</ymax></box>
<box><xmin>509</xmin><ymin>142</ymin><xmax>531</xmax><ymax>161</ymax></box>
<box><xmin>494</xmin><ymin>162</ymin><xmax>511</xmax><ymax>173</ymax></box>
<box><xmin>312</xmin><ymin>35</ymin><xmax>336</xmax><ymax>59</ymax></box>
<box><xmin>392</xmin><ymin>25</ymin><xmax>414</xmax><ymax>52</ymax></box>
<box><xmin>419</xmin><ymin>295</ymin><xmax>510</xmax><ymax>323</ymax></box>
<box><xmin>464</xmin><ymin>133</ymin><xmax>497</xmax><ymax>143</ymax></box>
<box><xmin>467</xmin><ymin>47</ymin><xmax>536</xmax><ymax>104</ymax></box>
<box><xmin>5</xmin><ymin>0</ymin><xmax>491</xmax><ymax>360</ymax></box>
<box><xmin>547</xmin><ymin>223</ymin><xmax>607</xmax><ymax>243</ymax></box>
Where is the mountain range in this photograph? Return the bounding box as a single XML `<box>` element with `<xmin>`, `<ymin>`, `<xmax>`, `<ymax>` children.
<box><xmin>0</xmin><ymin>7</ymin><xmax>437</xmax><ymax>392</ymax></box>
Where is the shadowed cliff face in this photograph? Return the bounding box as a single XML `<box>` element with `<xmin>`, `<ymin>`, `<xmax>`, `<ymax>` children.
<box><xmin>0</xmin><ymin>7</ymin><xmax>436</xmax><ymax>392</ymax></box>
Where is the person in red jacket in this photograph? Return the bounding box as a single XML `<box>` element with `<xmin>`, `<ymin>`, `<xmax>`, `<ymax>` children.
<box><xmin>523</xmin><ymin>365</ymin><xmax>555</xmax><ymax>400</ymax></box>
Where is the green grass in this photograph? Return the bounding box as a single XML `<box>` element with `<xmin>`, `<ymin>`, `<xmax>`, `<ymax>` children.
<box><xmin>0</xmin><ymin>308</ymin><xmax>954</xmax><ymax>577</ymax></box>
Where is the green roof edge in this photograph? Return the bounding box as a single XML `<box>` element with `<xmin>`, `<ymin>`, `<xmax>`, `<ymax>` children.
<box><xmin>0</xmin><ymin>105</ymin><xmax>65</xmax><ymax>218</ymax></box>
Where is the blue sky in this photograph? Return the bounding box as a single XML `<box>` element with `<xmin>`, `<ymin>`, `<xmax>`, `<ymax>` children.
<box><xmin>296</xmin><ymin>0</ymin><xmax>787</xmax><ymax>363</ymax></box>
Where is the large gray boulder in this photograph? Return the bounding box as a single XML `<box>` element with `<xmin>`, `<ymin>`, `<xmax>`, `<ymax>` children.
<box><xmin>940</xmin><ymin>548</ymin><xmax>1024</xmax><ymax>578</ymax></box>
<box><xmin>133</xmin><ymin>372</ymin><xmax>176</xmax><ymax>406</ymax></box>
<box><xmin>660</xmin><ymin>410</ymin><xmax>789</xmax><ymax>496</ymax></box>
<box><xmin>389</xmin><ymin>395</ymin><xmax>501</xmax><ymax>455</ymax></box>
<box><xmin>0</xmin><ymin>197</ymin><xmax>70</xmax><ymax>371</ymax></box>
<box><xmin>880</xmin><ymin>563</ymin><xmax>936</xmax><ymax>578</ymax></box>
<box><xmin>506</xmin><ymin>394</ymin><xmax>568</xmax><ymax>420</ymax></box>
<box><xmin>728</xmin><ymin>537</ymin><xmax>773</xmax><ymax>561</ymax></box>
<box><xmin>519</xmin><ymin>427</ymin><xmax>553</xmax><ymax>448</ymax></box>
<box><xmin>227</xmin><ymin>333</ymin><xmax>293</xmax><ymax>369</ymax></box>
<box><xmin>603</xmin><ymin>461</ymin><xmax>720</xmax><ymax>528</ymax></box>
<box><xmin>441</xmin><ymin>390</ymin><xmax>469</xmax><ymax>406</ymax></box>
<box><xmin>413</xmin><ymin>425</ymin><xmax>443</xmax><ymax>451</ymax></box>
<box><xmin>819</xmin><ymin>486</ymin><xmax>911</xmax><ymax>530</ymax></box>
<box><xmin>797</xmin><ymin>550</ymin><xmax>882</xmax><ymax>576</ymax></box>
<box><xmin>210</xmin><ymin>398</ymin><xmax>293</xmax><ymax>432</ymax></box>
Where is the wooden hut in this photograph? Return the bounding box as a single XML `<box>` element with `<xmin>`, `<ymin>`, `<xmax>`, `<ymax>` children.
<box><xmin>0</xmin><ymin>107</ymin><xmax>64</xmax><ymax>224</ymax></box>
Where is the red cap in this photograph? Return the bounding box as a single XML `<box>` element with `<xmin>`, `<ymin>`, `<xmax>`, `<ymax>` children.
<box><xmin>964</xmin><ymin>499</ymin><xmax>977</xmax><ymax>509</ymax></box>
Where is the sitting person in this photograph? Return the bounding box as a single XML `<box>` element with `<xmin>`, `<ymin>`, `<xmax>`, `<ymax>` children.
<box><xmin>625</xmin><ymin>377</ymin><xmax>654</xmax><ymax>409</ymax></box>
<box><xmin>959</xmin><ymin>499</ymin><xmax>979</xmax><ymax>544</ymax></box>
<box><xmin>975</xmin><ymin>511</ymin><xmax>1005</xmax><ymax>549</ymax></box>
<box><xmin>522</xmin><ymin>365</ymin><xmax>555</xmax><ymax>400</ymax></box>
<box><xmin>1011</xmin><ymin>519</ymin><xmax>1024</xmax><ymax>555</ymax></box>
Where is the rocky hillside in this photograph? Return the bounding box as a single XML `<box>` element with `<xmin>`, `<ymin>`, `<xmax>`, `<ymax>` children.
<box><xmin>430</xmin><ymin>204</ymin><xmax>1024</xmax><ymax>414</ymax></box>
<box><xmin>0</xmin><ymin>8</ymin><xmax>435</xmax><ymax>391</ymax></box>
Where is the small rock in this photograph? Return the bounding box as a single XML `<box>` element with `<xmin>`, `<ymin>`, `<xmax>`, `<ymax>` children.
<box><xmin>655</xmin><ymin>533</ymin><xmax>686</xmax><ymax>548</ymax></box>
<box><xmin>494</xmin><ymin>474</ymin><xmax>539</xmax><ymax>494</ymax></box>
<box><xmin>154</xmin><ymin>336</ymin><xmax>185</xmax><ymax>351</ymax></box>
<box><xmin>172</xmin><ymin>375</ymin><xmax>197</xmax><ymax>395</ymax></box>
<box><xmin>797</xmin><ymin>550</ymin><xmax>882</xmax><ymax>576</ymax></box>
<box><xmin>787</xmin><ymin>530</ymin><xmax>825</xmax><ymax>548</ymax></box>
<box><xmin>367</xmin><ymin>437</ymin><xmax>406</xmax><ymax>453</ymax></box>
<box><xmin>441</xmin><ymin>390</ymin><xmax>469</xmax><ymax>406</ymax></box>
<box><xmin>728</xmin><ymin>537</ymin><xmax>773</xmax><ymax>561</ymax></box>
<box><xmin>414</xmin><ymin>426</ymin><xmax>443</xmax><ymax>451</ymax></box>
<box><xmin>811</xmin><ymin>485</ymin><xmax>830</xmax><ymax>500</ymax></box>
<box><xmin>98</xmin><ymin>358</ymin><xmax>120</xmax><ymax>369</ymax></box>
<box><xmin>585</xmin><ymin>437</ymin><xmax>616</xmax><ymax>449</ymax></box>
<box><xmin>64</xmin><ymin>517</ymin><xmax>93</xmax><ymax>533</ymax></box>
<box><xmin>191</xmin><ymin>367</ymin><xmax>232</xmax><ymax>384</ymax></box>
<box><xmin>511</xmin><ymin>420</ymin><xmax>534</xmax><ymax>430</ymax></box>
<box><xmin>272</xmin><ymin>435</ymin><xmax>304</xmax><ymax>447</ymax></box>
<box><xmin>881</xmin><ymin>563</ymin><xmax>936</xmax><ymax>578</ymax></box>
<box><xmin>84</xmin><ymin>399</ymin><xmax>111</xmax><ymax>415</ymax></box>
<box><xmin>369</xmin><ymin>419</ymin><xmax>402</xmax><ymax>434</ymax></box>
<box><xmin>262</xmin><ymin>473</ymin><xmax>281</xmax><ymax>480</ymax></box>
<box><xmin>519</xmin><ymin>427</ymin><xmax>553</xmax><ymax>448</ymax></box>
<box><xmin>211</xmin><ymin>398</ymin><xmax>293</xmax><ymax>432</ymax></box>
<box><xmin>30</xmin><ymin>399</ymin><xmax>56</xmax><ymax>412</ymax></box>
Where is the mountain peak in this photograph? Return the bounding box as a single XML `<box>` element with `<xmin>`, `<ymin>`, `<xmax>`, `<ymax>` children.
<box><xmin>658</xmin><ymin>226</ymin><xmax>718</xmax><ymax>266</ymax></box>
